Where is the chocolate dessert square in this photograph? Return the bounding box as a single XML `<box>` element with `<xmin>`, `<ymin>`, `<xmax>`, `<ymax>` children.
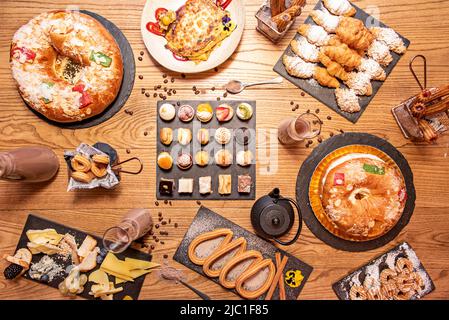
<box><xmin>238</xmin><ymin>175</ymin><xmax>251</xmax><ymax>193</ymax></box>
<box><xmin>159</xmin><ymin>178</ymin><xmax>174</xmax><ymax>195</ymax></box>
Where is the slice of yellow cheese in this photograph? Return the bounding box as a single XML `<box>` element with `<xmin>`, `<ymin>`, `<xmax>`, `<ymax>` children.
<box><xmin>124</xmin><ymin>257</ymin><xmax>160</xmax><ymax>270</ymax></box>
<box><xmin>26</xmin><ymin>229</ymin><xmax>64</xmax><ymax>245</ymax></box>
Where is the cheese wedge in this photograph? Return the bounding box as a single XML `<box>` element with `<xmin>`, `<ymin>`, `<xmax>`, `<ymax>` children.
<box><xmin>27</xmin><ymin>242</ymin><xmax>61</xmax><ymax>255</ymax></box>
<box><xmin>124</xmin><ymin>257</ymin><xmax>160</xmax><ymax>270</ymax></box>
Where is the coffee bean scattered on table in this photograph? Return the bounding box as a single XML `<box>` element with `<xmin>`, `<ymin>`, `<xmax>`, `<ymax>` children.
<box><xmin>140</xmin><ymin>51</ymin><xmax>144</xmax><ymax>56</ymax></box>
<box><xmin>138</xmin><ymin>75</ymin><xmax>143</xmax><ymax>80</ymax></box>
<box><xmin>145</xmin><ymin>92</ymin><xmax>150</xmax><ymax>97</ymax></box>
<box><xmin>155</xmin><ymin>201</ymin><xmax>159</xmax><ymax>206</ymax></box>
<box><xmin>138</xmin><ymin>56</ymin><xmax>143</xmax><ymax>61</ymax></box>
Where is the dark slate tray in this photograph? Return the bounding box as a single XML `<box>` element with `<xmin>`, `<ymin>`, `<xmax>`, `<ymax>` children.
<box><xmin>156</xmin><ymin>100</ymin><xmax>256</xmax><ymax>200</ymax></box>
<box><xmin>296</xmin><ymin>132</ymin><xmax>416</xmax><ymax>252</ymax></box>
<box><xmin>24</xmin><ymin>10</ymin><xmax>135</xmax><ymax>129</ymax></box>
<box><xmin>173</xmin><ymin>206</ymin><xmax>313</xmax><ymax>300</ymax></box>
<box><xmin>273</xmin><ymin>0</ymin><xmax>410</xmax><ymax>123</ymax></box>
<box><xmin>14</xmin><ymin>214</ymin><xmax>152</xmax><ymax>300</ymax></box>
<box><xmin>332</xmin><ymin>242</ymin><xmax>435</xmax><ymax>300</ymax></box>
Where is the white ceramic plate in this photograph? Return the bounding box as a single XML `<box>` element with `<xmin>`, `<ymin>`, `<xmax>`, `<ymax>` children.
<box><xmin>140</xmin><ymin>0</ymin><xmax>245</xmax><ymax>73</ymax></box>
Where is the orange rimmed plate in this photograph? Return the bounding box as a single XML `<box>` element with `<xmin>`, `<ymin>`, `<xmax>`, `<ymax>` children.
<box><xmin>308</xmin><ymin>144</ymin><xmax>406</xmax><ymax>242</ymax></box>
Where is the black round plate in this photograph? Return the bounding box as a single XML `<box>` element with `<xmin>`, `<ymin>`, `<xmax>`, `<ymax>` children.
<box><xmin>296</xmin><ymin>132</ymin><xmax>416</xmax><ymax>252</ymax></box>
<box><xmin>23</xmin><ymin>10</ymin><xmax>135</xmax><ymax>129</ymax></box>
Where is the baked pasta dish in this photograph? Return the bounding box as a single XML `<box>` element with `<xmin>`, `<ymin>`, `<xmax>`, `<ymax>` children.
<box><xmin>10</xmin><ymin>11</ymin><xmax>123</xmax><ymax>123</ymax></box>
<box><xmin>321</xmin><ymin>154</ymin><xmax>406</xmax><ymax>240</ymax></box>
<box><xmin>147</xmin><ymin>0</ymin><xmax>236</xmax><ymax>62</ymax></box>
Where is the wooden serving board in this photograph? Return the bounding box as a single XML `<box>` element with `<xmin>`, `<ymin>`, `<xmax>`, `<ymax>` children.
<box><xmin>332</xmin><ymin>242</ymin><xmax>435</xmax><ymax>300</ymax></box>
<box><xmin>14</xmin><ymin>214</ymin><xmax>152</xmax><ymax>300</ymax></box>
<box><xmin>156</xmin><ymin>100</ymin><xmax>256</xmax><ymax>200</ymax></box>
<box><xmin>273</xmin><ymin>0</ymin><xmax>410</xmax><ymax>123</ymax></box>
<box><xmin>173</xmin><ymin>206</ymin><xmax>313</xmax><ymax>300</ymax></box>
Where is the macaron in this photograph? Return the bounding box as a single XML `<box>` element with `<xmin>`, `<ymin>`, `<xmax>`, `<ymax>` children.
<box><xmin>157</xmin><ymin>152</ymin><xmax>173</xmax><ymax>170</ymax></box>
<box><xmin>236</xmin><ymin>103</ymin><xmax>253</xmax><ymax>121</ymax></box>
<box><xmin>215</xmin><ymin>149</ymin><xmax>233</xmax><ymax>167</ymax></box>
<box><xmin>178</xmin><ymin>105</ymin><xmax>195</xmax><ymax>122</ymax></box>
<box><xmin>214</xmin><ymin>127</ymin><xmax>231</xmax><ymax>145</ymax></box>
<box><xmin>197</xmin><ymin>128</ymin><xmax>210</xmax><ymax>145</ymax></box>
<box><xmin>177</xmin><ymin>153</ymin><xmax>193</xmax><ymax>170</ymax></box>
<box><xmin>216</xmin><ymin>104</ymin><xmax>234</xmax><ymax>122</ymax></box>
<box><xmin>159</xmin><ymin>103</ymin><xmax>176</xmax><ymax>121</ymax></box>
<box><xmin>195</xmin><ymin>151</ymin><xmax>209</xmax><ymax>167</ymax></box>
<box><xmin>236</xmin><ymin>150</ymin><xmax>253</xmax><ymax>166</ymax></box>
<box><xmin>196</xmin><ymin>103</ymin><xmax>213</xmax><ymax>123</ymax></box>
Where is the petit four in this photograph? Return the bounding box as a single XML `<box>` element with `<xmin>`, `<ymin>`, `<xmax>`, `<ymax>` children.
<box><xmin>236</xmin><ymin>103</ymin><xmax>253</xmax><ymax>121</ymax></box>
<box><xmin>234</xmin><ymin>127</ymin><xmax>252</xmax><ymax>146</ymax></box>
<box><xmin>178</xmin><ymin>104</ymin><xmax>195</xmax><ymax>122</ymax></box>
<box><xmin>236</xmin><ymin>150</ymin><xmax>253</xmax><ymax>167</ymax></box>
<box><xmin>160</xmin><ymin>127</ymin><xmax>173</xmax><ymax>145</ymax></box>
<box><xmin>177</xmin><ymin>128</ymin><xmax>192</xmax><ymax>145</ymax></box>
<box><xmin>157</xmin><ymin>152</ymin><xmax>173</xmax><ymax>170</ymax></box>
<box><xmin>238</xmin><ymin>175</ymin><xmax>252</xmax><ymax>193</ymax></box>
<box><xmin>215</xmin><ymin>149</ymin><xmax>233</xmax><ymax>167</ymax></box>
<box><xmin>159</xmin><ymin>103</ymin><xmax>176</xmax><ymax>121</ymax></box>
<box><xmin>177</xmin><ymin>153</ymin><xmax>193</xmax><ymax>170</ymax></box>
<box><xmin>195</xmin><ymin>151</ymin><xmax>209</xmax><ymax>167</ymax></box>
<box><xmin>178</xmin><ymin>178</ymin><xmax>194</xmax><ymax>193</ymax></box>
<box><xmin>218</xmin><ymin>175</ymin><xmax>232</xmax><ymax>194</ymax></box>
<box><xmin>216</xmin><ymin>104</ymin><xmax>234</xmax><ymax>122</ymax></box>
<box><xmin>199</xmin><ymin>176</ymin><xmax>212</xmax><ymax>194</ymax></box>
<box><xmin>214</xmin><ymin>127</ymin><xmax>232</xmax><ymax>145</ymax></box>
<box><xmin>196</xmin><ymin>103</ymin><xmax>213</xmax><ymax>122</ymax></box>
<box><xmin>159</xmin><ymin>178</ymin><xmax>174</xmax><ymax>195</ymax></box>
<box><xmin>197</xmin><ymin>128</ymin><xmax>210</xmax><ymax>145</ymax></box>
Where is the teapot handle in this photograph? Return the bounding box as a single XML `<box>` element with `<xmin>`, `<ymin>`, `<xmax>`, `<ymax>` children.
<box><xmin>273</xmin><ymin>197</ymin><xmax>303</xmax><ymax>246</ymax></box>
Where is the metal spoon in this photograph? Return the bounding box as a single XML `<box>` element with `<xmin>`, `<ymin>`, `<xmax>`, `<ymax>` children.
<box><xmin>224</xmin><ymin>76</ymin><xmax>284</xmax><ymax>94</ymax></box>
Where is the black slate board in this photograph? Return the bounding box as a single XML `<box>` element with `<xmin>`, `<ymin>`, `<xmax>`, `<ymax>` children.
<box><xmin>296</xmin><ymin>132</ymin><xmax>416</xmax><ymax>252</ymax></box>
<box><xmin>173</xmin><ymin>206</ymin><xmax>313</xmax><ymax>300</ymax></box>
<box><xmin>24</xmin><ymin>10</ymin><xmax>135</xmax><ymax>129</ymax></box>
<box><xmin>15</xmin><ymin>214</ymin><xmax>152</xmax><ymax>300</ymax></box>
<box><xmin>156</xmin><ymin>100</ymin><xmax>256</xmax><ymax>200</ymax></box>
<box><xmin>332</xmin><ymin>242</ymin><xmax>435</xmax><ymax>300</ymax></box>
<box><xmin>273</xmin><ymin>0</ymin><xmax>410</xmax><ymax>123</ymax></box>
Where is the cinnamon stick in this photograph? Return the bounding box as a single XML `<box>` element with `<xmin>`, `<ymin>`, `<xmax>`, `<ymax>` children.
<box><xmin>275</xmin><ymin>252</ymin><xmax>286</xmax><ymax>300</ymax></box>
<box><xmin>265</xmin><ymin>254</ymin><xmax>288</xmax><ymax>300</ymax></box>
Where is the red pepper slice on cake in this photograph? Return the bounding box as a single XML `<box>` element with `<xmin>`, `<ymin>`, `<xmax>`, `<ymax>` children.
<box><xmin>11</xmin><ymin>46</ymin><xmax>36</xmax><ymax>63</ymax></box>
<box><xmin>333</xmin><ymin>172</ymin><xmax>345</xmax><ymax>186</ymax></box>
<box><xmin>72</xmin><ymin>84</ymin><xmax>93</xmax><ymax>109</ymax></box>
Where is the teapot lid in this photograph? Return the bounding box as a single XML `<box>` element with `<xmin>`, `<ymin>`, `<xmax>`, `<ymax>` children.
<box><xmin>259</xmin><ymin>203</ymin><xmax>293</xmax><ymax>237</ymax></box>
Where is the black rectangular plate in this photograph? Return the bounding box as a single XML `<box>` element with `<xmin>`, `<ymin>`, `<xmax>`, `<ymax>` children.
<box><xmin>173</xmin><ymin>206</ymin><xmax>313</xmax><ymax>300</ymax></box>
<box><xmin>156</xmin><ymin>100</ymin><xmax>256</xmax><ymax>200</ymax></box>
<box><xmin>14</xmin><ymin>214</ymin><xmax>152</xmax><ymax>300</ymax></box>
<box><xmin>332</xmin><ymin>242</ymin><xmax>435</xmax><ymax>300</ymax></box>
<box><xmin>273</xmin><ymin>0</ymin><xmax>411</xmax><ymax>123</ymax></box>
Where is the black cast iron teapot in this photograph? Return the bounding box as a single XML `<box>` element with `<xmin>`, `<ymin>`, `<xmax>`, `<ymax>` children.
<box><xmin>250</xmin><ymin>188</ymin><xmax>302</xmax><ymax>246</ymax></box>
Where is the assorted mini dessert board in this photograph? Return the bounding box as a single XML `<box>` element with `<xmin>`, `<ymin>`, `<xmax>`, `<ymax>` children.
<box><xmin>296</xmin><ymin>132</ymin><xmax>416</xmax><ymax>252</ymax></box>
<box><xmin>156</xmin><ymin>100</ymin><xmax>256</xmax><ymax>200</ymax></box>
<box><xmin>3</xmin><ymin>214</ymin><xmax>157</xmax><ymax>300</ymax></box>
<box><xmin>273</xmin><ymin>0</ymin><xmax>410</xmax><ymax>123</ymax></box>
<box><xmin>333</xmin><ymin>242</ymin><xmax>435</xmax><ymax>300</ymax></box>
<box><xmin>10</xmin><ymin>10</ymin><xmax>135</xmax><ymax>129</ymax></box>
<box><xmin>173</xmin><ymin>206</ymin><xmax>313</xmax><ymax>300</ymax></box>
<box><xmin>141</xmin><ymin>0</ymin><xmax>245</xmax><ymax>73</ymax></box>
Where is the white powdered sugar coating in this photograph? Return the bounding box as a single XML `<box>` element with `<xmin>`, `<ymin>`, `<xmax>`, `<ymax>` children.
<box><xmin>305</xmin><ymin>25</ymin><xmax>330</xmax><ymax>46</ymax></box>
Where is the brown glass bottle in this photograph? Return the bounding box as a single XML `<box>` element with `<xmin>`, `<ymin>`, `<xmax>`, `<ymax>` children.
<box><xmin>0</xmin><ymin>146</ymin><xmax>59</xmax><ymax>182</ymax></box>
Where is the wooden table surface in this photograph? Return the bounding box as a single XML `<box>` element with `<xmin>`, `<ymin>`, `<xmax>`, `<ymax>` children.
<box><xmin>0</xmin><ymin>0</ymin><xmax>448</xmax><ymax>300</ymax></box>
